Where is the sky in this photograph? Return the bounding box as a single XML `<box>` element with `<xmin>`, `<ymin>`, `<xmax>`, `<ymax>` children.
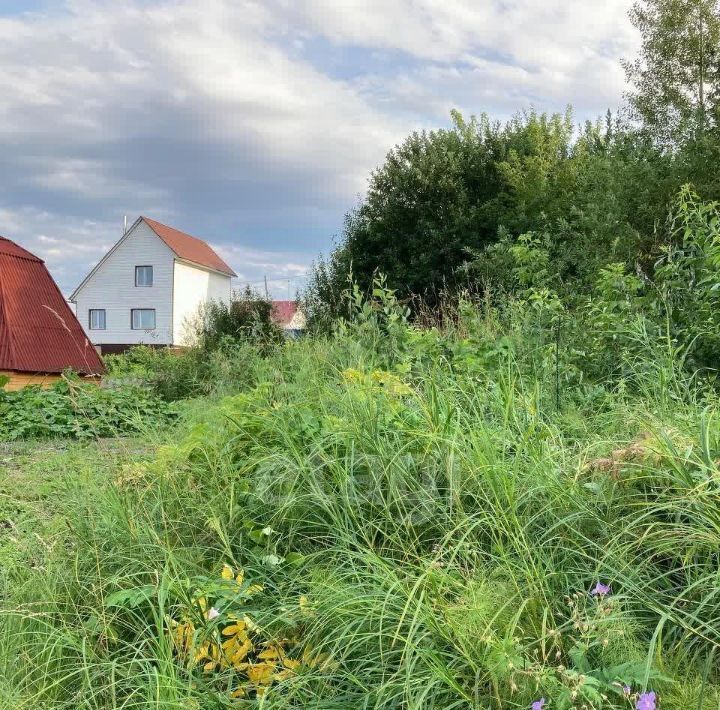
<box><xmin>0</xmin><ymin>0</ymin><xmax>639</xmax><ymax>298</ymax></box>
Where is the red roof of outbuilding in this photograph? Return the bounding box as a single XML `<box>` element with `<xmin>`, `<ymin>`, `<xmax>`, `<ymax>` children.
<box><xmin>271</xmin><ymin>300</ymin><xmax>298</xmax><ymax>326</ymax></box>
<box><xmin>142</xmin><ymin>217</ymin><xmax>237</xmax><ymax>276</ymax></box>
<box><xmin>0</xmin><ymin>236</ymin><xmax>105</xmax><ymax>376</ymax></box>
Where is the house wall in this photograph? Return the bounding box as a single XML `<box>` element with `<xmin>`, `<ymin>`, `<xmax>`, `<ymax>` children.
<box><xmin>172</xmin><ymin>261</ymin><xmax>232</xmax><ymax>345</ymax></box>
<box><xmin>0</xmin><ymin>371</ymin><xmax>100</xmax><ymax>390</ymax></box>
<box><xmin>0</xmin><ymin>371</ymin><xmax>63</xmax><ymax>390</ymax></box>
<box><xmin>73</xmin><ymin>221</ymin><xmax>175</xmax><ymax>346</ymax></box>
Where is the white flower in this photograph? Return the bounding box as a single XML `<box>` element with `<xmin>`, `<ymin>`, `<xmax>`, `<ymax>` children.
<box><xmin>207</xmin><ymin>607</ymin><xmax>220</xmax><ymax>620</ymax></box>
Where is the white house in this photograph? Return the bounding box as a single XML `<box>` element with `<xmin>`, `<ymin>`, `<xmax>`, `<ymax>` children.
<box><xmin>71</xmin><ymin>216</ymin><xmax>236</xmax><ymax>353</ymax></box>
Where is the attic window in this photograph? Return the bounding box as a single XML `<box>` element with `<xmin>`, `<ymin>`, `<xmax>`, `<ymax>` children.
<box><xmin>135</xmin><ymin>265</ymin><xmax>153</xmax><ymax>287</ymax></box>
<box><xmin>131</xmin><ymin>309</ymin><xmax>156</xmax><ymax>330</ymax></box>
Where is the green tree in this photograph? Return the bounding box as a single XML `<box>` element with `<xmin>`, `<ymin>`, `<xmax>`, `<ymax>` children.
<box><xmin>306</xmin><ymin>108</ymin><xmax>678</xmax><ymax>309</ymax></box>
<box><xmin>623</xmin><ymin>0</ymin><xmax>720</xmax><ymax>146</ymax></box>
<box><xmin>307</xmin><ymin>110</ymin><xmax>595</xmax><ymax>305</ymax></box>
<box><xmin>341</xmin><ymin>111</ymin><xmax>507</xmax><ymax>299</ymax></box>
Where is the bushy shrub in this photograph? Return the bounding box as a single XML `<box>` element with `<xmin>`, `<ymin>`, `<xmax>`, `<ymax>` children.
<box><xmin>105</xmin><ymin>341</ymin><xmax>263</xmax><ymax>402</ymax></box>
<box><xmin>302</xmin><ymin>108</ymin><xmax>681</xmax><ymax>313</ymax></box>
<box><xmin>191</xmin><ymin>286</ymin><xmax>282</xmax><ymax>352</ymax></box>
<box><xmin>0</xmin><ymin>376</ymin><xmax>175</xmax><ymax>440</ymax></box>
<box><xmin>104</xmin><ymin>289</ymin><xmax>283</xmax><ymax>402</ymax></box>
<box><xmin>653</xmin><ymin>186</ymin><xmax>720</xmax><ymax>372</ymax></box>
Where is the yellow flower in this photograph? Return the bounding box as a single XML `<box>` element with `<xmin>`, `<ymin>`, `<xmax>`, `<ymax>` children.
<box><xmin>222</xmin><ymin>637</ymin><xmax>252</xmax><ymax>666</ymax></box>
<box><xmin>221</xmin><ymin>620</ymin><xmax>253</xmax><ymax>668</ymax></box>
<box><xmin>302</xmin><ymin>647</ymin><xmax>338</xmax><ymax>671</ymax></box>
<box><xmin>341</xmin><ymin>368</ymin><xmax>363</xmax><ymax>382</ymax></box>
<box><xmin>171</xmin><ymin>621</ymin><xmax>195</xmax><ymax>657</ymax></box>
<box><xmin>221</xmin><ymin>563</ymin><xmax>246</xmax><ymax>586</ymax></box>
<box><xmin>195</xmin><ymin>596</ymin><xmax>208</xmax><ymax>612</ymax></box>
<box><xmin>273</xmin><ymin>656</ymin><xmax>301</xmax><ymax>681</ymax></box>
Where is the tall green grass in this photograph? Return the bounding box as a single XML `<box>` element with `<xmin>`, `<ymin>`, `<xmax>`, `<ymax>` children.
<box><xmin>0</xmin><ymin>301</ymin><xmax>718</xmax><ymax>708</ymax></box>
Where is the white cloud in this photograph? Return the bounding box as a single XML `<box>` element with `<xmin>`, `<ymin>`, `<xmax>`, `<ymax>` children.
<box><xmin>285</xmin><ymin>0</ymin><xmax>637</xmax><ymax>119</ymax></box>
<box><xmin>0</xmin><ymin>0</ymin><xmax>639</xmax><ymax>295</ymax></box>
<box><xmin>26</xmin><ymin>158</ymin><xmax>169</xmax><ymax>201</ymax></box>
<box><xmin>214</xmin><ymin>242</ymin><xmax>310</xmax><ymax>297</ymax></box>
<box><xmin>0</xmin><ymin>205</ymin><xmax>118</xmax><ymax>286</ymax></box>
<box><xmin>0</xmin><ymin>0</ymin><xmax>405</xmax><ymax>197</ymax></box>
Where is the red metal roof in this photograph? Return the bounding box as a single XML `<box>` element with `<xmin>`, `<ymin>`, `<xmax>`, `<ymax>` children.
<box><xmin>271</xmin><ymin>300</ymin><xmax>298</xmax><ymax>327</ymax></box>
<box><xmin>142</xmin><ymin>217</ymin><xmax>237</xmax><ymax>276</ymax></box>
<box><xmin>0</xmin><ymin>236</ymin><xmax>105</xmax><ymax>376</ymax></box>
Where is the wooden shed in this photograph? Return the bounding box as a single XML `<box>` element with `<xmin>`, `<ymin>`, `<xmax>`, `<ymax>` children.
<box><xmin>0</xmin><ymin>236</ymin><xmax>105</xmax><ymax>390</ymax></box>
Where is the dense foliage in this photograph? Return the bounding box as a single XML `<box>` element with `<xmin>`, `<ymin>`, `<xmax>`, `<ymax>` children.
<box><xmin>191</xmin><ymin>287</ymin><xmax>283</xmax><ymax>352</ymax></box>
<box><xmin>3</xmin><ymin>5</ymin><xmax>720</xmax><ymax>707</ymax></box>
<box><xmin>1</xmin><ymin>273</ymin><xmax>719</xmax><ymax>708</ymax></box>
<box><xmin>625</xmin><ymin>0</ymin><xmax>720</xmax><ymax>146</ymax></box>
<box><xmin>104</xmin><ymin>289</ymin><xmax>282</xmax><ymax>403</ymax></box>
<box><xmin>302</xmin><ymin>2</ymin><xmax>720</xmax><ymax>327</ymax></box>
<box><xmin>105</xmin><ymin>341</ymin><xmax>264</xmax><ymax>402</ymax></box>
<box><xmin>0</xmin><ymin>376</ymin><xmax>175</xmax><ymax>440</ymax></box>
<box><xmin>301</xmin><ymin>108</ymin><xmax>684</xmax><ymax>325</ymax></box>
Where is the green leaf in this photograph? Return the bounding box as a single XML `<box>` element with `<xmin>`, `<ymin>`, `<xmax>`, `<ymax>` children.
<box><xmin>104</xmin><ymin>585</ymin><xmax>155</xmax><ymax>610</ymax></box>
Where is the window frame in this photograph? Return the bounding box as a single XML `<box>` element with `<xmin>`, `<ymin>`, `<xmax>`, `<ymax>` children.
<box><xmin>135</xmin><ymin>265</ymin><xmax>154</xmax><ymax>287</ymax></box>
<box><xmin>131</xmin><ymin>308</ymin><xmax>156</xmax><ymax>330</ymax></box>
<box><xmin>88</xmin><ymin>309</ymin><xmax>106</xmax><ymax>330</ymax></box>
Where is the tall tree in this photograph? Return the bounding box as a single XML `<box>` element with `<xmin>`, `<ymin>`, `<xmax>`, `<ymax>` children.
<box><xmin>624</xmin><ymin>0</ymin><xmax>720</xmax><ymax>147</ymax></box>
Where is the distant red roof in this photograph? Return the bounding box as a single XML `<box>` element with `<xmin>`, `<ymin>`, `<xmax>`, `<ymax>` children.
<box><xmin>142</xmin><ymin>217</ymin><xmax>236</xmax><ymax>276</ymax></box>
<box><xmin>271</xmin><ymin>300</ymin><xmax>298</xmax><ymax>327</ymax></box>
<box><xmin>0</xmin><ymin>237</ymin><xmax>105</xmax><ymax>376</ymax></box>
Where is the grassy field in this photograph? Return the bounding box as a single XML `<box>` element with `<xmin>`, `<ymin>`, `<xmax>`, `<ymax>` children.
<box><xmin>1</xmin><ymin>303</ymin><xmax>719</xmax><ymax>708</ymax></box>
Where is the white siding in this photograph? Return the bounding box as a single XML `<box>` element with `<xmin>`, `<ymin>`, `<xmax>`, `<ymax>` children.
<box><xmin>172</xmin><ymin>261</ymin><xmax>232</xmax><ymax>345</ymax></box>
<box><xmin>74</xmin><ymin>221</ymin><xmax>175</xmax><ymax>345</ymax></box>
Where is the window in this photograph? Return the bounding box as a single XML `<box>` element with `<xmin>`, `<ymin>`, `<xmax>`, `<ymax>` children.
<box><xmin>135</xmin><ymin>265</ymin><xmax>153</xmax><ymax>287</ymax></box>
<box><xmin>89</xmin><ymin>309</ymin><xmax>106</xmax><ymax>330</ymax></box>
<box><xmin>131</xmin><ymin>309</ymin><xmax>156</xmax><ymax>330</ymax></box>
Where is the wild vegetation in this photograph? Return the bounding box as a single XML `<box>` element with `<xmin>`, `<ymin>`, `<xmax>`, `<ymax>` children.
<box><xmin>302</xmin><ymin>0</ymin><xmax>720</xmax><ymax>329</ymax></box>
<box><xmin>2</xmin><ymin>2</ymin><xmax>720</xmax><ymax>708</ymax></box>
<box><xmin>0</xmin><ymin>375</ymin><xmax>175</xmax><ymax>440</ymax></box>
<box><xmin>2</xmin><ymin>207</ymin><xmax>720</xmax><ymax>706</ymax></box>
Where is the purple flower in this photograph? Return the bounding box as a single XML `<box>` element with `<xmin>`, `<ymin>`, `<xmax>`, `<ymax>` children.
<box><xmin>590</xmin><ymin>581</ymin><xmax>611</xmax><ymax>597</ymax></box>
<box><xmin>636</xmin><ymin>691</ymin><xmax>656</xmax><ymax>710</ymax></box>
<box><xmin>531</xmin><ymin>700</ymin><xmax>546</xmax><ymax>710</ymax></box>
<box><xmin>623</xmin><ymin>685</ymin><xmax>632</xmax><ymax>696</ymax></box>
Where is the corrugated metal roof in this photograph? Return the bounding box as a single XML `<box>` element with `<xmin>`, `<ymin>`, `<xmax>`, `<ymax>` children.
<box><xmin>0</xmin><ymin>236</ymin><xmax>105</xmax><ymax>376</ymax></box>
<box><xmin>0</xmin><ymin>238</ymin><xmax>42</xmax><ymax>262</ymax></box>
<box><xmin>271</xmin><ymin>300</ymin><xmax>297</xmax><ymax>326</ymax></box>
<box><xmin>142</xmin><ymin>217</ymin><xmax>237</xmax><ymax>277</ymax></box>
<box><xmin>271</xmin><ymin>300</ymin><xmax>306</xmax><ymax>330</ymax></box>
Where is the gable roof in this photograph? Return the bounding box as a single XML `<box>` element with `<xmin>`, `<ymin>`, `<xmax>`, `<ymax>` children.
<box><xmin>70</xmin><ymin>216</ymin><xmax>237</xmax><ymax>300</ymax></box>
<box><xmin>0</xmin><ymin>237</ymin><xmax>105</xmax><ymax>376</ymax></box>
<box><xmin>271</xmin><ymin>300</ymin><xmax>306</xmax><ymax>330</ymax></box>
<box><xmin>271</xmin><ymin>300</ymin><xmax>297</xmax><ymax>326</ymax></box>
<box><xmin>142</xmin><ymin>217</ymin><xmax>237</xmax><ymax>276</ymax></box>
